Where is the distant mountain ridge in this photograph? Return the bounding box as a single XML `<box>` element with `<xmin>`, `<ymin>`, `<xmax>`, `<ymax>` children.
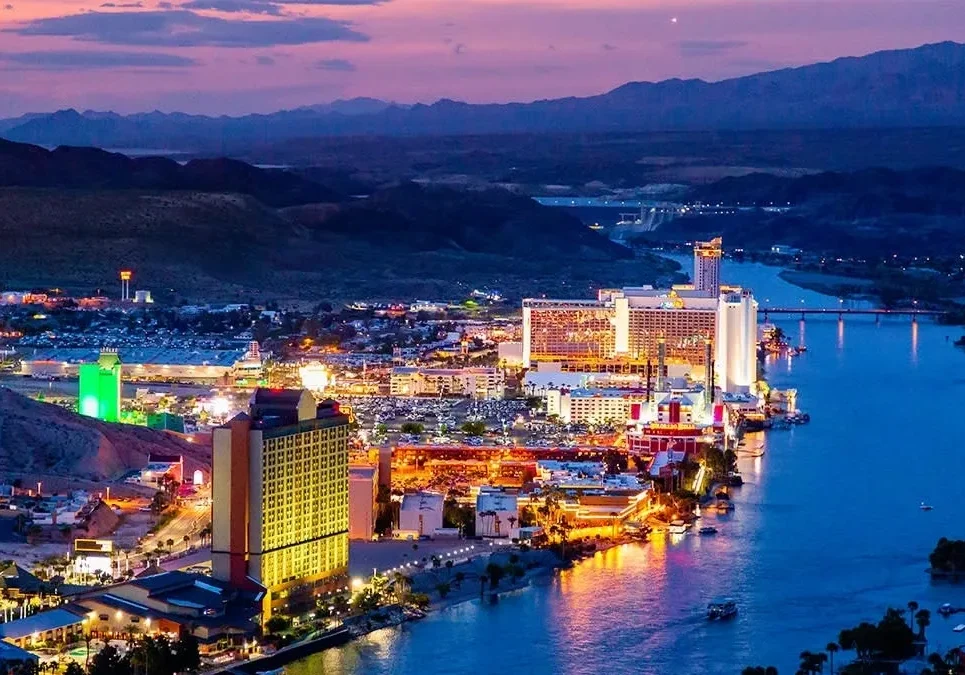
<box><xmin>4</xmin><ymin>42</ymin><xmax>965</xmax><ymax>150</ymax></box>
<box><xmin>0</xmin><ymin>138</ymin><xmax>341</xmax><ymax>207</ymax></box>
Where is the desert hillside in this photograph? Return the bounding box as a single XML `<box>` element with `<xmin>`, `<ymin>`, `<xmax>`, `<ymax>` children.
<box><xmin>0</xmin><ymin>388</ymin><xmax>210</xmax><ymax>481</ymax></box>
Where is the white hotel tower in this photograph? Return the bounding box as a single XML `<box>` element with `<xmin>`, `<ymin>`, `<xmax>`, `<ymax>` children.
<box><xmin>716</xmin><ymin>289</ymin><xmax>758</xmax><ymax>393</ymax></box>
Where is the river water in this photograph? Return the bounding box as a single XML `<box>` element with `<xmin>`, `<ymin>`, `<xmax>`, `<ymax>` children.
<box><xmin>288</xmin><ymin>259</ymin><xmax>965</xmax><ymax>675</ymax></box>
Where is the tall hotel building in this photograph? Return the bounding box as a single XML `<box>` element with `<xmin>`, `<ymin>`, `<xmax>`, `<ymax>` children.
<box><xmin>693</xmin><ymin>237</ymin><xmax>723</xmax><ymax>296</ymax></box>
<box><xmin>212</xmin><ymin>389</ymin><xmax>350</xmax><ymax>618</ymax></box>
<box><xmin>522</xmin><ymin>238</ymin><xmax>757</xmax><ymax>393</ymax></box>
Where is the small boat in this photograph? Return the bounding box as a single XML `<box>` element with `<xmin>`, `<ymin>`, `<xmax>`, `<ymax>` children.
<box><xmin>708</xmin><ymin>600</ymin><xmax>738</xmax><ymax>620</ymax></box>
<box><xmin>939</xmin><ymin>603</ymin><xmax>957</xmax><ymax>617</ymax></box>
<box><xmin>954</xmin><ymin>624</ymin><xmax>965</xmax><ymax>633</ymax></box>
<box><xmin>669</xmin><ymin>520</ymin><xmax>688</xmax><ymax>535</ymax></box>
<box><xmin>715</xmin><ymin>500</ymin><xmax>735</xmax><ymax>513</ymax></box>
<box><xmin>921</xmin><ymin>502</ymin><xmax>934</xmax><ymax>511</ymax></box>
<box><xmin>699</xmin><ymin>526</ymin><xmax>718</xmax><ymax>536</ymax></box>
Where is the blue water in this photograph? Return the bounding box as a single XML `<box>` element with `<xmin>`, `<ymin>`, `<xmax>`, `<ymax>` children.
<box><xmin>288</xmin><ymin>260</ymin><xmax>965</xmax><ymax>675</ymax></box>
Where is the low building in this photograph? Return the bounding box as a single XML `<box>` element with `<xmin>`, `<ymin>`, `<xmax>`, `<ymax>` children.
<box><xmin>546</xmin><ymin>387</ymin><xmax>648</xmax><ymax>425</ymax></box>
<box><xmin>142</xmin><ymin>454</ymin><xmax>184</xmax><ymax>485</ymax></box>
<box><xmin>78</xmin><ymin>572</ymin><xmax>264</xmax><ymax>648</ymax></box>
<box><xmin>398</xmin><ymin>492</ymin><xmax>444</xmax><ymax>537</ymax></box>
<box><xmin>18</xmin><ymin>347</ymin><xmax>250</xmax><ymax>383</ymax></box>
<box><xmin>349</xmin><ymin>466</ymin><xmax>378</xmax><ymax>540</ymax></box>
<box><xmin>0</xmin><ymin>564</ymin><xmax>43</xmax><ymax>602</ymax></box>
<box><xmin>475</xmin><ymin>489</ymin><xmax>518</xmax><ymax>539</ymax></box>
<box><xmin>0</xmin><ymin>641</ymin><xmax>38</xmax><ymax>669</ymax></box>
<box><xmin>536</xmin><ymin>461</ymin><xmax>605</xmax><ymax>485</ymax></box>
<box><xmin>0</xmin><ymin>606</ymin><xmax>87</xmax><ymax>649</ymax></box>
<box><xmin>390</xmin><ymin>367</ymin><xmax>505</xmax><ymax>399</ymax></box>
<box><xmin>73</xmin><ymin>540</ymin><xmax>113</xmax><ymax>578</ymax></box>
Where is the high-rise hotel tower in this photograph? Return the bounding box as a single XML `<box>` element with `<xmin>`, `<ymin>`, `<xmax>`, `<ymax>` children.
<box><xmin>693</xmin><ymin>237</ymin><xmax>723</xmax><ymax>296</ymax></box>
<box><xmin>212</xmin><ymin>389</ymin><xmax>350</xmax><ymax>618</ymax></box>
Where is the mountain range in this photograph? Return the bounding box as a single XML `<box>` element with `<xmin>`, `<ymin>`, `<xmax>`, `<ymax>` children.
<box><xmin>3</xmin><ymin>42</ymin><xmax>965</xmax><ymax>151</ymax></box>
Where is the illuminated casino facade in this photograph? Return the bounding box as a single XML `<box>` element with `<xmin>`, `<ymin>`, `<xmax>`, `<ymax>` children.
<box><xmin>521</xmin><ymin>238</ymin><xmax>757</xmax><ymax>394</ymax></box>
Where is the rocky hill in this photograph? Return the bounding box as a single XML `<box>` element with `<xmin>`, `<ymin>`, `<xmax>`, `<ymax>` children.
<box><xmin>0</xmin><ymin>139</ymin><xmax>648</xmax><ymax>302</ymax></box>
<box><xmin>0</xmin><ymin>388</ymin><xmax>210</xmax><ymax>481</ymax></box>
<box><xmin>0</xmin><ymin>139</ymin><xmax>340</xmax><ymax>207</ymax></box>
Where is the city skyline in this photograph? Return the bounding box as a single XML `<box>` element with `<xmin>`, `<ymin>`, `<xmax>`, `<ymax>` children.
<box><xmin>1</xmin><ymin>0</ymin><xmax>965</xmax><ymax>116</ymax></box>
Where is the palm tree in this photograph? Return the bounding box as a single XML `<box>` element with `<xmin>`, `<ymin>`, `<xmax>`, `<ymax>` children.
<box><xmin>915</xmin><ymin>608</ymin><xmax>931</xmax><ymax>641</ymax></box>
<box><xmin>826</xmin><ymin>642</ymin><xmax>838</xmax><ymax>674</ymax></box>
<box><xmin>907</xmin><ymin>601</ymin><xmax>919</xmax><ymax>630</ymax></box>
<box><xmin>507</xmin><ymin>516</ymin><xmax>517</xmax><ymax>535</ymax></box>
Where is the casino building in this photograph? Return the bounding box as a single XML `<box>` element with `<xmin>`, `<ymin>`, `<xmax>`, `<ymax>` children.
<box><xmin>522</xmin><ymin>238</ymin><xmax>757</xmax><ymax>394</ymax></box>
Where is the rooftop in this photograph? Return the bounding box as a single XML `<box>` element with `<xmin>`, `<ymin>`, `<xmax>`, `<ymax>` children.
<box><xmin>0</xmin><ymin>607</ymin><xmax>86</xmax><ymax>640</ymax></box>
<box><xmin>477</xmin><ymin>492</ymin><xmax>518</xmax><ymax>512</ymax></box>
<box><xmin>400</xmin><ymin>492</ymin><xmax>444</xmax><ymax>513</ymax></box>
<box><xmin>21</xmin><ymin>347</ymin><xmax>246</xmax><ymax>368</ymax></box>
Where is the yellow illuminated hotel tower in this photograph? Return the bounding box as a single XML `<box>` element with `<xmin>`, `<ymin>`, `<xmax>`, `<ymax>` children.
<box><xmin>693</xmin><ymin>237</ymin><xmax>723</xmax><ymax>296</ymax></box>
<box><xmin>211</xmin><ymin>389</ymin><xmax>349</xmax><ymax>618</ymax></box>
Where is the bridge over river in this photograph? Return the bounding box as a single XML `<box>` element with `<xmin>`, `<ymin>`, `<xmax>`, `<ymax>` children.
<box><xmin>761</xmin><ymin>307</ymin><xmax>946</xmax><ymax>321</ymax></box>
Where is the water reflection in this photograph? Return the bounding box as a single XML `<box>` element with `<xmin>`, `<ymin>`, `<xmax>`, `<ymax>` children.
<box><xmin>837</xmin><ymin>318</ymin><xmax>845</xmax><ymax>351</ymax></box>
<box><xmin>911</xmin><ymin>320</ymin><xmax>919</xmax><ymax>364</ymax></box>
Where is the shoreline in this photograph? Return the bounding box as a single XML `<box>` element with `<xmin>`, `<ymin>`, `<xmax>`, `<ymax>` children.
<box><xmin>224</xmin><ymin>544</ymin><xmax>580</xmax><ymax>673</ymax></box>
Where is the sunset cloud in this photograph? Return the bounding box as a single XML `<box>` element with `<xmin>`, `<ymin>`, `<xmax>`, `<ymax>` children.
<box><xmin>6</xmin><ymin>10</ymin><xmax>369</xmax><ymax>48</ymax></box>
<box><xmin>0</xmin><ymin>49</ymin><xmax>198</xmax><ymax>69</ymax></box>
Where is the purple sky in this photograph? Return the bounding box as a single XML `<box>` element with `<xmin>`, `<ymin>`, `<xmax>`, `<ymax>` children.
<box><xmin>0</xmin><ymin>0</ymin><xmax>963</xmax><ymax>116</ymax></box>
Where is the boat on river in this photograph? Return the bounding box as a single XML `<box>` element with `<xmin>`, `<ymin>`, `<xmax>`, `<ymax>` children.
<box><xmin>669</xmin><ymin>520</ymin><xmax>688</xmax><ymax>535</ymax></box>
<box><xmin>921</xmin><ymin>502</ymin><xmax>934</xmax><ymax>511</ymax></box>
<box><xmin>707</xmin><ymin>600</ymin><xmax>737</xmax><ymax>620</ymax></box>
<box><xmin>698</xmin><ymin>526</ymin><xmax>718</xmax><ymax>536</ymax></box>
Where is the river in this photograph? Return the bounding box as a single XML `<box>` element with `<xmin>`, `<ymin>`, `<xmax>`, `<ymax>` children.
<box><xmin>287</xmin><ymin>259</ymin><xmax>965</xmax><ymax>675</ymax></box>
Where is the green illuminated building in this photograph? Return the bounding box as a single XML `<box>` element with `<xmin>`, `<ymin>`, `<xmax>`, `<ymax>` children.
<box><xmin>78</xmin><ymin>350</ymin><xmax>122</xmax><ymax>422</ymax></box>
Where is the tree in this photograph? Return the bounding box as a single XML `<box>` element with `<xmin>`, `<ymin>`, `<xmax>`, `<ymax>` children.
<box><xmin>915</xmin><ymin>608</ymin><xmax>931</xmax><ymax>640</ymax></box>
<box><xmin>742</xmin><ymin>668</ymin><xmax>778</xmax><ymax>675</ymax></box>
<box><xmin>826</xmin><ymin>642</ymin><xmax>839</xmax><ymax>675</ymax></box>
<box><xmin>173</xmin><ymin>631</ymin><xmax>201</xmax><ymax>672</ymax></box>
<box><xmin>400</xmin><ymin>422</ymin><xmax>424</xmax><ymax>435</ymax></box>
<box><xmin>798</xmin><ymin>650</ymin><xmax>827</xmax><ymax>674</ymax></box>
<box><xmin>435</xmin><ymin>582</ymin><xmax>451</xmax><ymax>599</ymax></box>
<box><xmin>264</xmin><ymin>616</ymin><xmax>290</xmax><ymax>635</ymax></box>
<box><xmin>485</xmin><ymin>562</ymin><xmax>505</xmax><ymax>589</ymax></box>
<box><xmin>460</xmin><ymin>421</ymin><xmax>486</xmax><ymax>436</ymax></box>
<box><xmin>182</xmin><ymin>535</ymin><xmax>190</xmax><ymax>550</ymax></box>
<box><xmin>907</xmin><ymin>601</ymin><xmax>919</xmax><ymax>629</ymax></box>
<box><xmin>64</xmin><ymin>663</ymin><xmax>85</xmax><ymax>675</ymax></box>
<box><xmin>89</xmin><ymin>644</ymin><xmax>124</xmax><ymax>675</ymax></box>
<box><xmin>165</xmin><ymin>538</ymin><xmax>174</xmax><ymax>549</ymax></box>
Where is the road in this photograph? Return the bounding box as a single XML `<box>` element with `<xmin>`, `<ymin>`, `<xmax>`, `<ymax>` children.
<box><xmin>118</xmin><ymin>491</ymin><xmax>211</xmax><ymax>572</ymax></box>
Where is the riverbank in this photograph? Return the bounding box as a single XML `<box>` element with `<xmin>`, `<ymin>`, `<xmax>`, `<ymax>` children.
<box><xmin>777</xmin><ymin>269</ymin><xmax>875</xmax><ymax>298</ymax></box>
